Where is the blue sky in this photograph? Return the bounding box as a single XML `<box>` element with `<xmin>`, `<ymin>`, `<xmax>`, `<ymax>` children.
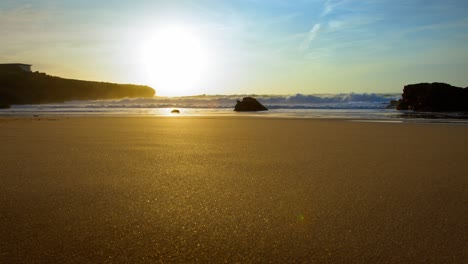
<box><xmin>1</xmin><ymin>0</ymin><xmax>467</xmax><ymax>95</ymax></box>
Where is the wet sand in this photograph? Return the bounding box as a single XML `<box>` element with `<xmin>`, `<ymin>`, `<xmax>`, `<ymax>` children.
<box><xmin>1</xmin><ymin>117</ymin><xmax>467</xmax><ymax>263</ymax></box>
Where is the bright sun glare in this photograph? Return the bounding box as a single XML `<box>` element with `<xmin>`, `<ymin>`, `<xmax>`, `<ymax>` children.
<box><xmin>141</xmin><ymin>25</ymin><xmax>209</xmax><ymax>96</ymax></box>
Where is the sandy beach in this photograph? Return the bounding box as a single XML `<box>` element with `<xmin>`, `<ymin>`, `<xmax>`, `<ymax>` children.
<box><xmin>0</xmin><ymin>117</ymin><xmax>467</xmax><ymax>263</ymax></box>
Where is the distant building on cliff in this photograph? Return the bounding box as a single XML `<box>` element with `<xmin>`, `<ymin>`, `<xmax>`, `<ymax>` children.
<box><xmin>0</xmin><ymin>63</ymin><xmax>32</xmax><ymax>72</ymax></box>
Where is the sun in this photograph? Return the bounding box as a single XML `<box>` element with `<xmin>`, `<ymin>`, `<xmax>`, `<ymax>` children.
<box><xmin>141</xmin><ymin>25</ymin><xmax>209</xmax><ymax>96</ymax></box>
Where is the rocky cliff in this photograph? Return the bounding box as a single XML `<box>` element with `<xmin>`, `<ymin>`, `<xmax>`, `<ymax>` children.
<box><xmin>396</xmin><ymin>83</ymin><xmax>468</xmax><ymax>112</ymax></box>
<box><xmin>0</xmin><ymin>69</ymin><xmax>155</xmax><ymax>105</ymax></box>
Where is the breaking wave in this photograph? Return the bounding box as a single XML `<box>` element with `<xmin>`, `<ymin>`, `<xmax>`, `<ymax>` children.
<box><xmin>17</xmin><ymin>93</ymin><xmax>400</xmax><ymax>110</ymax></box>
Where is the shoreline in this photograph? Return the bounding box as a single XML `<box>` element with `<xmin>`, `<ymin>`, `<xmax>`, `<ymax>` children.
<box><xmin>2</xmin><ymin>104</ymin><xmax>468</xmax><ymax>123</ymax></box>
<box><xmin>1</xmin><ymin>115</ymin><xmax>468</xmax><ymax>126</ymax></box>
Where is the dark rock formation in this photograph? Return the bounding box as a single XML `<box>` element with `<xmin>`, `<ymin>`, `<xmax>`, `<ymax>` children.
<box><xmin>386</xmin><ymin>100</ymin><xmax>398</xmax><ymax>109</ymax></box>
<box><xmin>0</xmin><ymin>67</ymin><xmax>155</xmax><ymax>105</ymax></box>
<box><xmin>396</xmin><ymin>83</ymin><xmax>468</xmax><ymax>112</ymax></box>
<box><xmin>234</xmin><ymin>97</ymin><xmax>268</xmax><ymax>112</ymax></box>
<box><xmin>171</xmin><ymin>109</ymin><xmax>180</xmax><ymax>114</ymax></box>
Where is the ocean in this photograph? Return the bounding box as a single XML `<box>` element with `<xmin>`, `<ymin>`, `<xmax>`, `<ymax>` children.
<box><xmin>1</xmin><ymin>93</ymin><xmax>467</xmax><ymax>123</ymax></box>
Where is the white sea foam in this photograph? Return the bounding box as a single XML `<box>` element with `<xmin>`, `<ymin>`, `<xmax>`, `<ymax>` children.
<box><xmin>17</xmin><ymin>93</ymin><xmax>400</xmax><ymax>110</ymax></box>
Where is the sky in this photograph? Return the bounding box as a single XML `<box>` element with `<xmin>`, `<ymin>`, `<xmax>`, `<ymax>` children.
<box><xmin>1</xmin><ymin>0</ymin><xmax>468</xmax><ymax>96</ymax></box>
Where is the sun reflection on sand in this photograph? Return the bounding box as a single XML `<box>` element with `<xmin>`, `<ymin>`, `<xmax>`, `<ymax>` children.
<box><xmin>147</xmin><ymin>108</ymin><xmax>186</xmax><ymax>116</ymax></box>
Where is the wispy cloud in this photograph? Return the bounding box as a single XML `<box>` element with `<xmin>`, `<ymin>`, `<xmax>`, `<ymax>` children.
<box><xmin>299</xmin><ymin>0</ymin><xmax>347</xmax><ymax>51</ymax></box>
<box><xmin>321</xmin><ymin>0</ymin><xmax>346</xmax><ymax>17</ymax></box>
<box><xmin>300</xmin><ymin>23</ymin><xmax>321</xmax><ymax>50</ymax></box>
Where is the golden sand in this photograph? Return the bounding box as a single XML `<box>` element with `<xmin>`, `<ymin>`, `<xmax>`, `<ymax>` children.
<box><xmin>1</xmin><ymin>117</ymin><xmax>467</xmax><ymax>262</ymax></box>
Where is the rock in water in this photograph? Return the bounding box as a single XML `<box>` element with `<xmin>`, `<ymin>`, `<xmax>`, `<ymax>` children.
<box><xmin>234</xmin><ymin>97</ymin><xmax>268</xmax><ymax>112</ymax></box>
<box><xmin>386</xmin><ymin>100</ymin><xmax>398</xmax><ymax>109</ymax></box>
<box><xmin>171</xmin><ymin>109</ymin><xmax>180</xmax><ymax>114</ymax></box>
<box><xmin>396</xmin><ymin>83</ymin><xmax>468</xmax><ymax>112</ymax></box>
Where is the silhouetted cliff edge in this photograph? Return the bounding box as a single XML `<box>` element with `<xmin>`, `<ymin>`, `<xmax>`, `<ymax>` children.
<box><xmin>0</xmin><ymin>69</ymin><xmax>155</xmax><ymax>105</ymax></box>
<box><xmin>396</xmin><ymin>83</ymin><xmax>468</xmax><ymax>112</ymax></box>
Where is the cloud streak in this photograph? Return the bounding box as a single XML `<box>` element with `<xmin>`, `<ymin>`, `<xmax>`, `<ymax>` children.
<box><xmin>300</xmin><ymin>23</ymin><xmax>321</xmax><ymax>50</ymax></box>
<box><xmin>299</xmin><ymin>0</ymin><xmax>348</xmax><ymax>51</ymax></box>
<box><xmin>321</xmin><ymin>0</ymin><xmax>346</xmax><ymax>17</ymax></box>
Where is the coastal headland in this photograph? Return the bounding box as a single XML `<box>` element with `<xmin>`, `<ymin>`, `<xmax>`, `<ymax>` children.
<box><xmin>0</xmin><ymin>66</ymin><xmax>155</xmax><ymax>106</ymax></box>
<box><xmin>0</xmin><ymin>117</ymin><xmax>466</xmax><ymax>262</ymax></box>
